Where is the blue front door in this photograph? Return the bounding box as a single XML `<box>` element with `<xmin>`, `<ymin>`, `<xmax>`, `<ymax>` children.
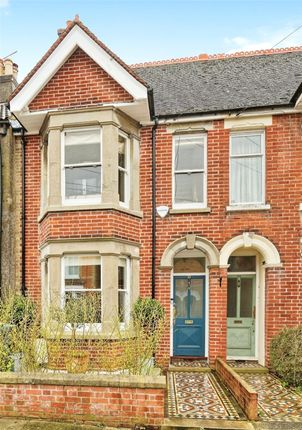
<box><xmin>173</xmin><ymin>276</ymin><xmax>206</xmax><ymax>356</ymax></box>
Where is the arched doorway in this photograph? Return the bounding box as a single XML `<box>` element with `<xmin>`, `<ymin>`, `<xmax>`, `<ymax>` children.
<box><xmin>173</xmin><ymin>248</ymin><xmax>206</xmax><ymax>357</ymax></box>
<box><xmin>160</xmin><ymin>234</ymin><xmax>219</xmax><ymax>359</ymax></box>
<box><xmin>221</xmin><ymin>233</ymin><xmax>282</xmax><ymax>365</ymax></box>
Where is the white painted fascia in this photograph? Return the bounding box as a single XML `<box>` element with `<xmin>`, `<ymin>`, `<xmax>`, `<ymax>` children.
<box><xmin>140</xmin><ymin>106</ymin><xmax>302</xmax><ymax>126</ymax></box>
<box><xmin>10</xmin><ymin>25</ymin><xmax>147</xmax><ymax>113</ymax></box>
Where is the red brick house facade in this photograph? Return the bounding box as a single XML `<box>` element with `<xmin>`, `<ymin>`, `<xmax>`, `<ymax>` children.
<box><xmin>9</xmin><ymin>17</ymin><xmax>302</xmax><ymax>368</ymax></box>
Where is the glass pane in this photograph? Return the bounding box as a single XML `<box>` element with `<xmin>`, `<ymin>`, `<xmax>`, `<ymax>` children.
<box><xmin>231</xmin><ymin>134</ymin><xmax>262</xmax><ymax>155</ymax></box>
<box><xmin>175</xmin><ymin>137</ymin><xmax>204</xmax><ymax>171</ymax></box>
<box><xmin>175</xmin><ymin>279</ymin><xmax>188</xmax><ymax>318</ymax></box>
<box><xmin>227</xmin><ymin>278</ymin><xmax>237</xmax><ymax>318</ymax></box>
<box><xmin>118</xmin><ymin>265</ymin><xmax>125</xmax><ymax>290</ymax></box>
<box><xmin>190</xmin><ymin>279</ymin><xmax>203</xmax><ymax>318</ymax></box>
<box><xmin>228</xmin><ymin>256</ymin><xmax>256</xmax><ymax>272</ymax></box>
<box><xmin>174</xmin><ymin>257</ymin><xmax>205</xmax><ymax>273</ymax></box>
<box><xmin>118</xmin><ymin>169</ymin><xmax>125</xmax><ymax>202</ymax></box>
<box><xmin>230</xmin><ymin>156</ymin><xmax>262</xmax><ymax>204</ymax></box>
<box><xmin>118</xmin><ymin>291</ymin><xmax>126</xmax><ymax>323</ymax></box>
<box><xmin>118</xmin><ymin>135</ymin><xmax>126</xmax><ymax>168</ymax></box>
<box><xmin>65</xmin><ymin>291</ymin><xmax>102</xmax><ymax>323</ymax></box>
<box><xmin>65</xmin><ymin>166</ymin><xmax>101</xmax><ymax>197</ymax></box>
<box><xmin>175</xmin><ymin>172</ymin><xmax>204</xmax><ymax>204</ymax></box>
<box><xmin>65</xmin><ymin>129</ymin><xmax>100</xmax><ymax>164</ymax></box>
<box><xmin>64</xmin><ymin>256</ymin><xmax>101</xmax><ymax>291</ymax></box>
<box><xmin>240</xmin><ymin>278</ymin><xmax>254</xmax><ymax>318</ymax></box>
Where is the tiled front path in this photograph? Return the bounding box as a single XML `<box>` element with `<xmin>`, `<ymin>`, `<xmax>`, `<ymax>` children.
<box><xmin>168</xmin><ymin>371</ymin><xmax>242</xmax><ymax>420</ymax></box>
<box><xmin>241</xmin><ymin>373</ymin><xmax>302</xmax><ymax>422</ymax></box>
<box><xmin>168</xmin><ymin>369</ymin><xmax>302</xmax><ymax>423</ymax></box>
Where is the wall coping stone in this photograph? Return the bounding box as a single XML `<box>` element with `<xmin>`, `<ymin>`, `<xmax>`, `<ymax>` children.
<box><xmin>0</xmin><ymin>372</ymin><xmax>166</xmax><ymax>389</ymax></box>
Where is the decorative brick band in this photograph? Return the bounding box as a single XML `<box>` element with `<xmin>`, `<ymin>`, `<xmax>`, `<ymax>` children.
<box><xmin>0</xmin><ymin>372</ymin><xmax>166</xmax><ymax>426</ymax></box>
<box><xmin>215</xmin><ymin>358</ymin><xmax>258</xmax><ymax>420</ymax></box>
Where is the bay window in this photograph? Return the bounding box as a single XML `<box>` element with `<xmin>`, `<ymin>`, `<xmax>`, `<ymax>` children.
<box><xmin>62</xmin><ymin>127</ymin><xmax>102</xmax><ymax>205</ymax></box>
<box><xmin>173</xmin><ymin>134</ymin><xmax>207</xmax><ymax>208</ymax></box>
<box><xmin>230</xmin><ymin>131</ymin><xmax>265</xmax><ymax>206</ymax></box>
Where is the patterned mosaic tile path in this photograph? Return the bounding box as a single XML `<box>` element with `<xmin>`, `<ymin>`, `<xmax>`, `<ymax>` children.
<box><xmin>241</xmin><ymin>373</ymin><xmax>302</xmax><ymax>422</ymax></box>
<box><xmin>168</xmin><ymin>371</ymin><xmax>241</xmax><ymax>420</ymax></box>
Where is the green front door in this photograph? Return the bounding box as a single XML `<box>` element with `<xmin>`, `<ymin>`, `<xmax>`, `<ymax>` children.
<box><xmin>227</xmin><ymin>275</ymin><xmax>256</xmax><ymax>357</ymax></box>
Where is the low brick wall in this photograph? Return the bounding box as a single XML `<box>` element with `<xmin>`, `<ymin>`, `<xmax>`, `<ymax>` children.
<box><xmin>0</xmin><ymin>373</ymin><xmax>166</xmax><ymax>426</ymax></box>
<box><xmin>216</xmin><ymin>358</ymin><xmax>258</xmax><ymax>420</ymax></box>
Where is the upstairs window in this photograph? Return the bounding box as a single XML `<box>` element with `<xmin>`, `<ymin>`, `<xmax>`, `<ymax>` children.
<box><xmin>173</xmin><ymin>134</ymin><xmax>207</xmax><ymax>208</ymax></box>
<box><xmin>118</xmin><ymin>133</ymin><xmax>130</xmax><ymax>207</ymax></box>
<box><xmin>62</xmin><ymin>127</ymin><xmax>102</xmax><ymax>204</ymax></box>
<box><xmin>230</xmin><ymin>131</ymin><xmax>265</xmax><ymax>206</ymax></box>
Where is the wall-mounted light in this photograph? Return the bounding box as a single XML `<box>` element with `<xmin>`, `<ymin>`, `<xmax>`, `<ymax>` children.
<box><xmin>156</xmin><ymin>206</ymin><xmax>169</xmax><ymax>218</ymax></box>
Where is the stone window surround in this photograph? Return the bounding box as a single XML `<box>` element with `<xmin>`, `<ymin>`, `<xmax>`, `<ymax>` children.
<box><xmin>40</xmin><ymin>237</ymin><xmax>140</xmax><ymax>336</ymax></box>
<box><xmin>40</xmin><ymin>107</ymin><xmax>141</xmax><ymax>219</ymax></box>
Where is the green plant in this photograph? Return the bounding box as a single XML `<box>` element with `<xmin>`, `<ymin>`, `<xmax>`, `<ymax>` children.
<box><xmin>132</xmin><ymin>297</ymin><xmax>165</xmax><ymax>332</ymax></box>
<box><xmin>270</xmin><ymin>326</ymin><xmax>302</xmax><ymax>386</ymax></box>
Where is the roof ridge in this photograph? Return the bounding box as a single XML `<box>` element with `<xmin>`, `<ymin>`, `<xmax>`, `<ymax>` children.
<box><xmin>131</xmin><ymin>45</ymin><xmax>302</xmax><ymax>68</ymax></box>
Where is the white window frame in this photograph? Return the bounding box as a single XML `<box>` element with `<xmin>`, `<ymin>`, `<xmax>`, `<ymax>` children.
<box><xmin>61</xmin><ymin>127</ymin><xmax>102</xmax><ymax>206</ymax></box>
<box><xmin>118</xmin><ymin>257</ymin><xmax>131</xmax><ymax>327</ymax></box>
<box><xmin>172</xmin><ymin>133</ymin><xmax>207</xmax><ymax>209</ymax></box>
<box><xmin>118</xmin><ymin>131</ymin><xmax>130</xmax><ymax>208</ymax></box>
<box><xmin>229</xmin><ymin>130</ymin><xmax>265</xmax><ymax>207</ymax></box>
<box><xmin>61</xmin><ymin>254</ymin><xmax>103</xmax><ymax>331</ymax></box>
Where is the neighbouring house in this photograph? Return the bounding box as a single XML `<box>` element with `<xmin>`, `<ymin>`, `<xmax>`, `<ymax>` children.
<box><xmin>0</xmin><ymin>59</ymin><xmax>23</xmax><ymax>296</ymax></box>
<box><xmin>8</xmin><ymin>16</ymin><xmax>302</xmax><ymax>368</ymax></box>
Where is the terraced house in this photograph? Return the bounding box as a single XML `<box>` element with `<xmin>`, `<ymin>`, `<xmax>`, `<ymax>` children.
<box><xmin>9</xmin><ymin>16</ymin><xmax>302</xmax><ymax>368</ymax></box>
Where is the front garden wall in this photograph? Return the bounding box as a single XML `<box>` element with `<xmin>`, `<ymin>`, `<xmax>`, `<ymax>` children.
<box><xmin>0</xmin><ymin>373</ymin><xmax>166</xmax><ymax>426</ymax></box>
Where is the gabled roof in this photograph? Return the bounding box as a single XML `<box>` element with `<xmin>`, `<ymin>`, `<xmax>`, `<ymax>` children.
<box><xmin>9</xmin><ymin>16</ymin><xmax>150</xmax><ymax>132</ymax></box>
<box><xmin>10</xmin><ymin>16</ymin><xmax>147</xmax><ymax>110</ymax></box>
<box><xmin>134</xmin><ymin>48</ymin><xmax>302</xmax><ymax>117</ymax></box>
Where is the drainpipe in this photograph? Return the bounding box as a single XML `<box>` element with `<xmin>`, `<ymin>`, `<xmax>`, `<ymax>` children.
<box><xmin>0</xmin><ymin>118</ymin><xmax>9</xmax><ymax>297</ymax></box>
<box><xmin>20</xmin><ymin>130</ymin><xmax>26</xmax><ymax>296</ymax></box>
<box><xmin>151</xmin><ymin>117</ymin><xmax>158</xmax><ymax>299</ymax></box>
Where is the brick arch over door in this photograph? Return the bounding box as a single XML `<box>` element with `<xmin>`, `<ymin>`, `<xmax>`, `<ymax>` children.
<box><xmin>160</xmin><ymin>235</ymin><xmax>220</xmax><ymax>269</ymax></box>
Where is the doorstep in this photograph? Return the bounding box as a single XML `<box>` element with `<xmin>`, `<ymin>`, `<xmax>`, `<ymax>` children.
<box><xmin>227</xmin><ymin>361</ymin><xmax>269</xmax><ymax>374</ymax></box>
<box><xmin>169</xmin><ymin>357</ymin><xmax>211</xmax><ymax>372</ymax></box>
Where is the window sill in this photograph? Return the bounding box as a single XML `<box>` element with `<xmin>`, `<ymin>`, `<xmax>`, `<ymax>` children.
<box><xmin>39</xmin><ymin>204</ymin><xmax>143</xmax><ymax>222</ymax></box>
<box><xmin>226</xmin><ymin>204</ymin><xmax>271</xmax><ymax>212</ymax></box>
<box><xmin>170</xmin><ymin>207</ymin><xmax>211</xmax><ymax>214</ymax></box>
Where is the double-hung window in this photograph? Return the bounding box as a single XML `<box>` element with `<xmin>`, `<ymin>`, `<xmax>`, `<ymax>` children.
<box><xmin>230</xmin><ymin>131</ymin><xmax>265</xmax><ymax>206</ymax></box>
<box><xmin>63</xmin><ymin>255</ymin><xmax>102</xmax><ymax>323</ymax></box>
<box><xmin>118</xmin><ymin>133</ymin><xmax>130</xmax><ymax>207</ymax></box>
<box><xmin>63</xmin><ymin>127</ymin><xmax>102</xmax><ymax>205</ymax></box>
<box><xmin>173</xmin><ymin>134</ymin><xmax>207</xmax><ymax>208</ymax></box>
<box><xmin>118</xmin><ymin>258</ymin><xmax>130</xmax><ymax>324</ymax></box>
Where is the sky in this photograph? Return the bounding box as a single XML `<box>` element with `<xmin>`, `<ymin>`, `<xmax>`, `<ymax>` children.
<box><xmin>1</xmin><ymin>0</ymin><xmax>302</xmax><ymax>81</ymax></box>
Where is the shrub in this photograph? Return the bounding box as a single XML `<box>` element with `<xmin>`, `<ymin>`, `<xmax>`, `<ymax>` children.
<box><xmin>270</xmin><ymin>326</ymin><xmax>302</xmax><ymax>386</ymax></box>
<box><xmin>132</xmin><ymin>297</ymin><xmax>165</xmax><ymax>332</ymax></box>
<box><xmin>0</xmin><ymin>294</ymin><xmax>40</xmax><ymax>372</ymax></box>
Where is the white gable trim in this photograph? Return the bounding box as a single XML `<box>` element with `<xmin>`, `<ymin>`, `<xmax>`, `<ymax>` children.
<box><xmin>10</xmin><ymin>25</ymin><xmax>147</xmax><ymax>112</ymax></box>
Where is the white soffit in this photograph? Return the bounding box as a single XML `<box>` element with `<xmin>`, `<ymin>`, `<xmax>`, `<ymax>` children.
<box><xmin>10</xmin><ymin>25</ymin><xmax>148</xmax><ymax>113</ymax></box>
